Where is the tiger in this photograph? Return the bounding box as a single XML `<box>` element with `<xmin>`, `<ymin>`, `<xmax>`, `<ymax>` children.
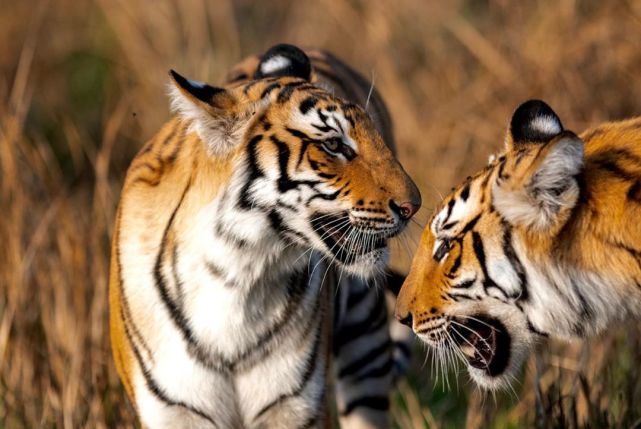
<box><xmin>395</xmin><ymin>99</ymin><xmax>641</xmax><ymax>390</ymax></box>
<box><xmin>109</xmin><ymin>43</ymin><xmax>421</xmax><ymax>428</ymax></box>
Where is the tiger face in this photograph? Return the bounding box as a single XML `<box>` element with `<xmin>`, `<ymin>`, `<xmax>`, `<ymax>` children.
<box><xmin>396</xmin><ymin>100</ymin><xmax>586</xmax><ymax>389</ymax></box>
<box><xmin>169</xmin><ymin>55</ymin><xmax>420</xmax><ymax>279</ymax></box>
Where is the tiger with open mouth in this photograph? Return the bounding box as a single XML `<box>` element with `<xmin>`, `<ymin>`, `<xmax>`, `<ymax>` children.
<box><xmin>396</xmin><ymin>99</ymin><xmax>641</xmax><ymax>389</ymax></box>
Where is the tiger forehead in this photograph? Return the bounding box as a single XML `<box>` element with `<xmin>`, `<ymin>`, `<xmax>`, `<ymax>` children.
<box><xmin>430</xmin><ymin>165</ymin><xmax>498</xmax><ymax>236</ymax></box>
<box><xmin>234</xmin><ymin>77</ymin><xmax>364</xmax><ymax>125</ymax></box>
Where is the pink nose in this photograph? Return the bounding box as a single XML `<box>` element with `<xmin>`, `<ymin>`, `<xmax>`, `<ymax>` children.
<box><xmin>399</xmin><ymin>202</ymin><xmax>419</xmax><ymax>219</ymax></box>
<box><xmin>390</xmin><ymin>200</ymin><xmax>420</xmax><ymax>220</ymax></box>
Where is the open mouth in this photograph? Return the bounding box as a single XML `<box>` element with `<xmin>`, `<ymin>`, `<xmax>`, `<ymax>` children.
<box><xmin>451</xmin><ymin>315</ymin><xmax>511</xmax><ymax>377</ymax></box>
<box><xmin>310</xmin><ymin>212</ymin><xmax>388</xmax><ymax>263</ymax></box>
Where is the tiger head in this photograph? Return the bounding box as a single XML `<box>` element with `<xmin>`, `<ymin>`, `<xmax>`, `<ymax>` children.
<box><xmin>396</xmin><ymin>100</ymin><xmax>585</xmax><ymax>389</ymax></box>
<box><xmin>168</xmin><ymin>45</ymin><xmax>420</xmax><ymax>278</ymax></box>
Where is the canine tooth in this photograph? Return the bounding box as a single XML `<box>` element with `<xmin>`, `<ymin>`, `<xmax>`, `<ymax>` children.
<box><xmin>460</xmin><ymin>343</ymin><xmax>475</xmax><ymax>358</ymax></box>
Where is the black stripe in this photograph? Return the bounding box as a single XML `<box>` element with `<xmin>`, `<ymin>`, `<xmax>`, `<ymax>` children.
<box><xmin>460</xmin><ymin>213</ymin><xmax>482</xmax><ymax>234</ymax></box>
<box><xmin>153</xmin><ymin>181</ymin><xmax>200</xmax><ymax>353</ymax></box>
<box><xmin>306</xmin><ymin>189</ymin><xmax>340</xmax><ymax>204</ymax></box>
<box><xmin>238</xmin><ymin>135</ymin><xmax>265</xmax><ymax>210</ymax></box>
<box><xmin>602</xmin><ymin>238</ymin><xmax>641</xmax><ymax>272</ymax></box>
<box><xmin>497</xmin><ymin>159</ymin><xmax>507</xmax><ymax>179</ymax></box>
<box><xmin>127</xmin><ymin>327</ymin><xmax>220</xmax><ymax>427</ymax></box>
<box><xmin>231</xmin><ymin>269</ymin><xmax>311</xmax><ymax>369</ymax></box>
<box><xmin>299</xmin><ymin>96</ymin><xmax>319</xmax><ymax>114</ymax></box>
<box><xmin>471</xmin><ymin>231</ymin><xmax>511</xmax><ymax>300</ymax></box>
<box><xmin>242</xmin><ymin>79</ymin><xmax>260</xmax><ymax>95</ymax></box>
<box><xmin>447</xmin><ymin>292</ymin><xmax>477</xmax><ymax>302</ymax></box>
<box><xmin>115</xmin><ymin>219</ymin><xmax>155</xmax><ymax>363</ymax></box>
<box><xmin>569</xmin><ymin>278</ymin><xmax>593</xmax><ymax>336</ymax></box>
<box><xmin>119</xmin><ymin>287</ymin><xmax>154</xmax><ymax>364</ymax></box>
<box><xmin>299</xmin><ymin>415</ymin><xmax>319</xmax><ymax>429</ymax></box>
<box><xmin>460</xmin><ymin>183</ymin><xmax>470</xmax><ymax>201</ymax></box>
<box><xmin>277</xmin><ymin>81</ymin><xmax>305</xmax><ymax>103</ymax></box>
<box><xmin>448</xmin><ymin>252</ymin><xmax>462</xmax><ymax>277</ymax></box>
<box><xmin>527</xmin><ymin>318</ymin><xmax>549</xmax><ymax>337</ymax></box>
<box><xmin>627</xmin><ymin>180</ymin><xmax>641</xmax><ymax>202</ymax></box>
<box><xmin>598</xmin><ymin>148</ymin><xmax>641</xmax><ymax>167</ymax></box>
<box><xmin>471</xmin><ymin>231</ymin><xmax>487</xmax><ymax>274</ymax></box>
<box><xmin>442</xmin><ymin>221</ymin><xmax>458</xmax><ymax>230</ymax></box>
<box><xmin>346</xmin><ymin>284</ymin><xmax>371</xmax><ymax>308</ymax></box>
<box><xmin>338</xmin><ymin>340</ymin><xmax>391</xmax><ymax>378</ymax></box>
<box><xmin>350</xmin><ymin>356</ymin><xmax>393</xmax><ymax>383</ymax></box>
<box><xmin>252</xmin><ymin>324</ymin><xmax>322</xmax><ymax>421</ymax></box>
<box><xmin>260</xmin><ymin>82</ymin><xmax>281</xmax><ymax>99</ymax></box>
<box><xmin>452</xmin><ymin>277</ymin><xmax>475</xmax><ymax>289</ymax></box>
<box><xmin>342</xmin><ymin>396</ymin><xmax>390</xmax><ymax>416</ymax></box>
<box><xmin>442</xmin><ymin>199</ymin><xmax>455</xmax><ymax>225</ymax></box>
<box><xmin>271</xmin><ymin>135</ymin><xmax>321</xmax><ymax>193</ymax></box>
<box><xmin>334</xmin><ymin>294</ymin><xmax>387</xmax><ymax>350</ymax></box>
<box><xmin>286</xmin><ymin>127</ymin><xmax>314</xmax><ymax>141</ymax></box>
<box><xmin>594</xmin><ymin>158</ymin><xmax>636</xmax><ymax>181</ymax></box>
<box><xmin>215</xmin><ymin>221</ymin><xmax>248</xmax><ymax>249</ymax></box>
<box><xmin>165</xmin><ymin>124</ymin><xmax>186</xmax><ymax>163</ymax></box>
<box><xmin>502</xmin><ymin>225</ymin><xmax>528</xmax><ymax>301</ymax></box>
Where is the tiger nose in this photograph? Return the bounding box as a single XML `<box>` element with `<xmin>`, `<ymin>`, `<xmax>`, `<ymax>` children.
<box><xmin>395</xmin><ymin>311</ymin><xmax>413</xmax><ymax>328</ymax></box>
<box><xmin>389</xmin><ymin>200</ymin><xmax>420</xmax><ymax>220</ymax></box>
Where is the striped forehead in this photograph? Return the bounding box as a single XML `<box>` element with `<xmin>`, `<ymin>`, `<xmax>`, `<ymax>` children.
<box><xmin>430</xmin><ymin>181</ymin><xmax>480</xmax><ymax>236</ymax></box>
<box><xmin>290</xmin><ymin>99</ymin><xmax>357</xmax><ymax>149</ymax></box>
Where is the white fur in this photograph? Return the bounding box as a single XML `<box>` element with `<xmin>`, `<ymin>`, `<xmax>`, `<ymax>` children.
<box><xmin>493</xmin><ymin>135</ymin><xmax>584</xmax><ymax>230</ymax></box>
<box><xmin>530</xmin><ymin>114</ymin><xmax>562</xmax><ymax>137</ymax></box>
<box><xmin>169</xmin><ymin>84</ymin><xmax>264</xmax><ymax>156</ymax></box>
<box><xmin>259</xmin><ymin>55</ymin><xmax>291</xmax><ymax>75</ymax></box>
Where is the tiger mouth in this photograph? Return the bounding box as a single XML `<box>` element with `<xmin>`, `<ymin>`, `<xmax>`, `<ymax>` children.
<box><xmin>310</xmin><ymin>212</ymin><xmax>389</xmax><ymax>263</ymax></box>
<box><xmin>451</xmin><ymin>315</ymin><xmax>511</xmax><ymax>377</ymax></box>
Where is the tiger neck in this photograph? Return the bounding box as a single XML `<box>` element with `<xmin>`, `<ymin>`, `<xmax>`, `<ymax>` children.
<box><xmin>169</xmin><ymin>171</ymin><xmax>324</xmax><ymax>358</ymax></box>
<box><xmin>180</xmin><ymin>147</ymin><xmax>315</xmax><ymax>289</ymax></box>
<box><xmin>518</xmin><ymin>201</ymin><xmax>641</xmax><ymax>338</ymax></box>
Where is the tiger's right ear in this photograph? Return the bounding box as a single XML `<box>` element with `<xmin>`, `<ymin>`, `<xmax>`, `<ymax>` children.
<box><xmin>169</xmin><ymin>70</ymin><xmax>250</xmax><ymax>156</ymax></box>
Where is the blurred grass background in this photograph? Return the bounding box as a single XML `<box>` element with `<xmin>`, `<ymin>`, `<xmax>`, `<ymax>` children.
<box><xmin>2</xmin><ymin>0</ymin><xmax>641</xmax><ymax>427</ymax></box>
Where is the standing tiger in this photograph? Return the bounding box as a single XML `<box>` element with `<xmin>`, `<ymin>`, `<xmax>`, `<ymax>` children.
<box><xmin>109</xmin><ymin>44</ymin><xmax>420</xmax><ymax>428</ymax></box>
<box><xmin>396</xmin><ymin>99</ymin><xmax>641</xmax><ymax>389</ymax></box>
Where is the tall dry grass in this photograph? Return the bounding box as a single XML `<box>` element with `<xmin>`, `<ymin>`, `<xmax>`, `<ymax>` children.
<box><xmin>2</xmin><ymin>0</ymin><xmax>641</xmax><ymax>427</ymax></box>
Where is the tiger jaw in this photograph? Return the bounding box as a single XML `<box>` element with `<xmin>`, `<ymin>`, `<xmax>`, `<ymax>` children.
<box><xmin>415</xmin><ymin>311</ymin><xmax>533</xmax><ymax>390</ymax></box>
<box><xmin>309</xmin><ymin>211</ymin><xmax>400</xmax><ymax>274</ymax></box>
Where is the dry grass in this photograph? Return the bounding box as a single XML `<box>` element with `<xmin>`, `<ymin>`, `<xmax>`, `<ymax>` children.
<box><xmin>2</xmin><ymin>0</ymin><xmax>641</xmax><ymax>427</ymax></box>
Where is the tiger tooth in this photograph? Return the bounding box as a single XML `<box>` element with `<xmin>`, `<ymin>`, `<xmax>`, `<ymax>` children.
<box><xmin>460</xmin><ymin>344</ymin><xmax>476</xmax><ymax>358</ymax></box>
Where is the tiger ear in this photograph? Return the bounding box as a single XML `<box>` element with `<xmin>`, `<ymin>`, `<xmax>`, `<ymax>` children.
<box><xmin>169</xmin><ymin>70</ymin><xmax>249</xmax><ymax>156</ymax></box>
<box><xmin>505</xmin><ymin>99</ymin><xmax>564</xmax><ymax>150</ymax></box>
<box><xmin>494</xmin><ymin>100</ymin><xmax>584</xmax><ymax>231</ymax></box>
<box><xmin>253</xmin><ymin>44</ymin><xmax>312</xmax><ymax>81</ymax></box>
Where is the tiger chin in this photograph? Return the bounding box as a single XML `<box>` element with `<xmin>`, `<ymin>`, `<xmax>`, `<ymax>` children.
<box><xmin>396</xmin><ymin>99</ymin><xmax>641</xmax><ymax>389</ymax></box>
<box><xmin>110</xmin><ymin>43</ymin><xmax>420</xmax><ymax>429</ymax></box>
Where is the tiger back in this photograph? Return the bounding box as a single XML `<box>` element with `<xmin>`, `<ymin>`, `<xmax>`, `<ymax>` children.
<box><xmin>110</xmin><ymin>44</ymin><xmax>420</xmax><ymax>428</ymax></box>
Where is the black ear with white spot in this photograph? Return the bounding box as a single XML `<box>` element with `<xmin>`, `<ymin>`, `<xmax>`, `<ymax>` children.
<box><xmin>509</xmin><ymin>99</ymin><xmax>563</xmax><ymax>146</ymax></box>
<box><xmin>254</xmin><ymin>43</ymin><xmax>311</xmax><ymax>81</ymax></box>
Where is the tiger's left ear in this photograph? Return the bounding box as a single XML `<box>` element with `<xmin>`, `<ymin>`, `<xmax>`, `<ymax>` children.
<box><xmin>494</xmin><ymin>100</ymin><xmax>584</xmax><ymax>231</ymax></box>
<box><xmin>169</xmin><ymin>70</ymin><xmax>253</xmax><ymax>156</ymax></box>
